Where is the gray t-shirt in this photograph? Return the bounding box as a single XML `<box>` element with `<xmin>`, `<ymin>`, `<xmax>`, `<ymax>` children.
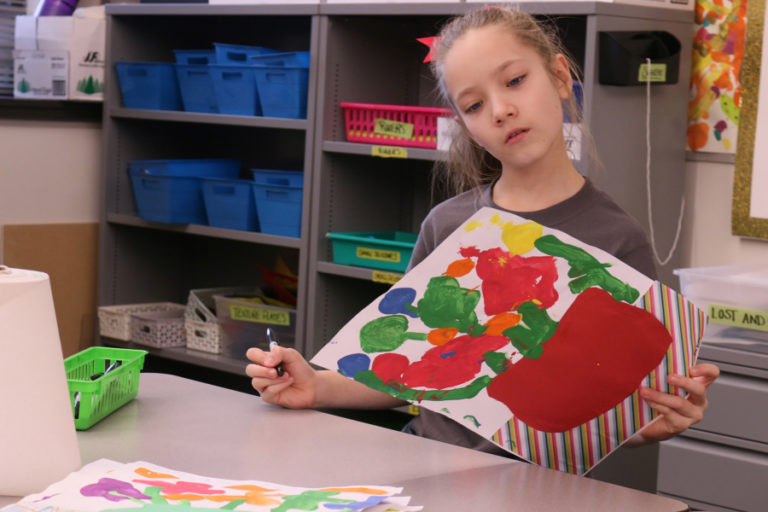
<box><xmin>403</xmin><ymin>178</ymin><xmax>657</xmax><ymax>456</ymax></box>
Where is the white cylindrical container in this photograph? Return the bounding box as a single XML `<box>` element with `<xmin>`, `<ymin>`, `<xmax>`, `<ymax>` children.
<box><xmin>0</xmin><ymin>266</ymin><xmax>81</xmax><ymax>496</ymax></box>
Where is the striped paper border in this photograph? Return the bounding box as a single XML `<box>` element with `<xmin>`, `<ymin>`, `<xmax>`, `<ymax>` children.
<box><xmin>490</xmin><ymin>282</ymin><xmax>705</xmax><ymax>474</ymax></box>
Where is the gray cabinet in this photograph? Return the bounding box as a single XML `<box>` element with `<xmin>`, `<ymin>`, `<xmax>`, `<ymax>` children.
<box><xmin>99</xmin><ymin>4</ymin><xmax>320</xmax><ymax>374</ymax></box>
<box><xmin>658</xmin><ymin>341</ymin><xmax>768</xmax><ymax>511</ymax></box>
<box><xmin>98</xmin><ymin>3</ymin><xmax>694</xmax><ymax>382</ymax></box>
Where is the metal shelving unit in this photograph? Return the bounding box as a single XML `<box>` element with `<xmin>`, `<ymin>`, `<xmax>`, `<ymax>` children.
<box><xmin>99</xmin><ymin>0</ymin><xmax>694</xmax><ymax>399</ymax></box>
<box><xmin>99</xmin><ymin>4</ymin><xmax>320</xmax><ymax>374</ymax></box>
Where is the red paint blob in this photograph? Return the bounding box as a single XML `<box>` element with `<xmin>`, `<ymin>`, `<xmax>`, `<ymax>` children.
<box><xmin>471</xmin><ymin>247</ymin><xmax>559</xmax><ymax>315</ymax></box>
<box><xmin>487</xmin><ymin>287</ymin><xmax>672</xmax><ymax>432</ymax></box>
<box><xmin>371</xmin><ymin>353</ymin><xmax>410</xmax><ymax>384</ymax></box>
<box><xmin>402</xmin><ymin>334</ymin><xmax>509</xmax><ymax>389</ymax></box>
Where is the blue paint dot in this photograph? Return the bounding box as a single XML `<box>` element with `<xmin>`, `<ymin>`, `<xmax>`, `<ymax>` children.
<box><xmin>440</xmin><ymin>351</ymin><xmax>456</xmax><ymax>359</ymax></box>
<box><xmin>338</xmin><ymin>353</ymin><xmax>371</xmax><ymax>378</ymax></box>
<box><xmin>379</xmin><ymin>287</ymin><xmax>418</xmax><ymax>318</ymax></box>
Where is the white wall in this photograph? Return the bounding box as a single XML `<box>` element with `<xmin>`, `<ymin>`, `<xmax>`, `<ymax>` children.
<box><xmin>682</xmin><ymin>159</ymin><xmax>768</xmax><ymax>268</ymax></box>
<box><xmin>0</xmin><ymin>119</ymin><xmax>101</xmax><ymax>260</ymax></box>
<box><xmin>1</xmin><ymin>119</ymin><xmax>766</xmax><ymax>270</ymax></box>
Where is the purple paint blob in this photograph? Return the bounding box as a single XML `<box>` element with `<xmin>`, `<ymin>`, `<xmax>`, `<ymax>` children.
<box><xmin>80</xmin><ymin>478</ymin><xmax>150</xmax><ymax>502</ymax></box>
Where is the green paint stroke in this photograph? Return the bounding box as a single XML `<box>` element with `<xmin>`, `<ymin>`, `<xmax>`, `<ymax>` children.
<box><xmin>720</xmin><ymin>94</ymin><xmax>739</xmax><ymax>125</ymax></box>
<box><xmin>271</xmin><ymin>490</ymin><xmax>352</xmax><ymax>512</ymax></box>
<box><xmin>483</xmin><ymin>351</ymin><xmax>510</xmax><ymax>374</ymax></box>
<box><xmin>416</xmin><ymin>276</ymin><xmax>482</xmax><ymax>333</ymax></box>
<box><xmin>534</xmin><ymin>235</ymin><xmax>639</xmax><ymax>303</ymax></box>
<box><xmin>354</xmin><ymin>370</ymin><xmax>492</xmax><ymax>402</ymax></box>
<box><xmin>359</xmin><ymin>315</ymin><xmax>427</xmax><ymax>353</ymax></box>
<box><xmin>503</xmin><ymin>301</ymin><xmax>558</xmax><ymax>359</ymax></box>
<box><xmin>463</xmin><ymin>415</ymin><xmax>481</xmax><ymax>427</ymax></box>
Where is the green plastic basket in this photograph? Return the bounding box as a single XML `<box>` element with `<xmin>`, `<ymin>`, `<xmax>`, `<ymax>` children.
<box><xmin>64</xmin><ymin>346</ymin><xmax>147</xmax><ymax>430</ymax></box>
<box><xmin>327</xmin><ymin>231</ymin><xmax>417</xmax><ymax>273</ymax></box>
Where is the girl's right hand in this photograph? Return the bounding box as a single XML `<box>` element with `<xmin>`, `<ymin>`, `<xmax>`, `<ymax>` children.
<box><xmin>245</xmin><ymin>345</ymin><xmax>317</xmax><ymax>409</ymax></box>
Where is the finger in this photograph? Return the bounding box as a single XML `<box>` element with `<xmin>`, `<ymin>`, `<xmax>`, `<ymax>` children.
<box><xmin>245</xmin><ymin>362</ymin><xmax>281</xmax><ymax>380</ymax></box>
<box><xmin>251</xmin><ymin>376</ymin><xmax>294</xmax><ymax>397</ymax></box>
<box><xmin>642</xmin><ymin>387</ymin><xmax>699</xmax><ymax>417</ymax></box>
<box><xmin>641</xmin><ymin>387</ymin><xmax>702</xmax><ymax>423</ymax></box>
<box><xmin>668</xmin><ymin>374</ymin><xmax>707</xmax><ymax>406</ymax></box>
<box><xmin>246</xmin><ymin>347</ymin><xmax>284</xmax><ymax>372</ymax></box>
<box><xmin>689</xmin><ymin>363</ymin><xmax>720</xmax><ymax>384</ymax></box>
<box><xmin>246</xmin><ymin>347</ymin><xmax>268</xmax><ymax>364</ymax></box>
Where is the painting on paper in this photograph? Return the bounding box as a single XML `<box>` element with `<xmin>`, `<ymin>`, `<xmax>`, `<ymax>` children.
<box><xmin>312</xmin><ymin>207</ymin><xmax>704</xmax><ymax>475</ymax></box>
<box><xmin>687</xmin><ymin>0</ymin><xmax>747</xmax><ymax>152</ymax></box>
<box><xmin>2</xmin><ymin>459</ymin><xmax>418</xmax><ymax>512</ymax></box>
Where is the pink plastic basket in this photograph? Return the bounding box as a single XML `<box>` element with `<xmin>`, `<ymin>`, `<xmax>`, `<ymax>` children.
<box><xmin>341</xmin><ymin>102</ymin><xmax>453</xmax><ymax>149</ymax></box>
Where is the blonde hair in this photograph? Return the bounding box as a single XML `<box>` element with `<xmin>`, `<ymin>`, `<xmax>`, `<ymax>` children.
<box><xmin>430</xmin><ymin>6</ymin><xmax>587</xmax><ymax>197</ymax></box>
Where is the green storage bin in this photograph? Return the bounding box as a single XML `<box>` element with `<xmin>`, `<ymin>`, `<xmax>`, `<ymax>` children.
<box><xmin>327</xmin><ymin>231</ymin><xmax>417</xmax><ymax>273</ymax></box>
<box><xmin>64</xmin><ymin>346</ymin><xmax>147</xmax><ymax>430</ymax></box>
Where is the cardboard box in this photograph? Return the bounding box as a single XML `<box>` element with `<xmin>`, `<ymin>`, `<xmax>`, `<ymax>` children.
<box><xmin>14</xmin><ymin>16</ymin><xmax>37</xmax><ymax>51</ymax></box>
<box><xmin>13</xmin><ymin>49</ymin><xmax>69</xmax><ymax>100</ymax></box>
<box><xmin>68</xmin><ymin>8</ymin><xmax>105</xmax><ymax>101</ymax></box>
<box><xmin>13</xmin><ymin>8</ymin><xmax>105</xmax><ymax>101</ymax></box>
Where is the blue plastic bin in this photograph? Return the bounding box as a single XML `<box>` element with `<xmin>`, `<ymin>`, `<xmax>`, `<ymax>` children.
<box><xmin>115</xmin><ymin>62</ymin><xmax>182</xmax><ymax>111</ymax></box>
<box><xmin>209</xmin><ymin>65</ymin><xmax>260</xmax><ymax>116</ymax></box>
<box><xmin>128</xmin><ymin>159</ymin><xmax>241</xmax><ymax>224</ymax></box>
<box><xmin>248</xmin><ymin>51</ymin><xmax>310</xmax><ymax>68</ymax></box>
<box><xmin>128</xmin><ymin>159</ymin><xmax>241</xmax><ymax>177</ymax></box>
<box><xmin>254</xmin><ymin>67</ymin><xmax>309</xmax><ymax>119</ymax></box>
<box><xmin>175</xmin><ymin>65</ymin><xmax>218</xmax><ymax>113</ymax></box>
<box><xmin>252</xmin><ymin>183</ymin><xmax>302</xmax><ymax>237</ymax></box>
<box><xmin>202</xmin><ymin>177</ymin><xmax>259</xmax><ymax>231</ymax></box>
<box><xmin>173</xmin><ymin>49</ymin><xmax>216</xmax><ymax>65</ymax></box>
<box><xmin>214</xmin><ymin>43</ymin><xmax>278</xmax><ymax>65</ymax></box>
<box><xmin>250</xmin><ymin>169</ymin><xmax>303</xmax><ymax>188</ymax></box>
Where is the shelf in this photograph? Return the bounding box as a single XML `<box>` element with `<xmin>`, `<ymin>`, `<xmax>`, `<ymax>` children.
<box><xmin>322</xmin><ymin>140</ymin><xmax>446</xmax><ymax>161</ymax></box>
<box><xmin>106</xmin><ymin>213</ymin><xmax>303</xmax><ymax>249</ymax></box>
<box><xmin>106</xmin><ymin>3</ymin><xmax>320</xmax><ymax>16</ymax></box>
<box><xmin>111</xmin><ymin>106</ymin><xmax>308</xmax><ymax>129</ymax></box>
<box><xmin>317</xmin><ymin>260</ymin><xmax>404</xmax><ymax>282</ymax></box>
<box><xmin>318</xmin><ymin>2</ymin><xmax>694</xmax><ymax>20</ymax></box>
<box><xmin>0</xmin><ymin>97</ymin><xmax>103</xmax><ymax>122</ymax></box>
<box><xmin>111</xmin><ymin>107</ymin><xmax>310</xmax><ymax>130</ymax></box>
<box><xmin>101</xmin><ymin>337</ymin><xmax>247</xmax><ymax>376</ymax></box>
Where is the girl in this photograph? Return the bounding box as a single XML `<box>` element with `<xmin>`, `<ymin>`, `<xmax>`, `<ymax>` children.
<box><xmin>247</xmin><ymin>6</ymin><xmax>719</xmax><ymax>459</ymax></box>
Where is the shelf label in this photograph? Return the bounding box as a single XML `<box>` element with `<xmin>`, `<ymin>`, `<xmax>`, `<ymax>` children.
<box><xmin>638</xmin><ymin>63</ymin><xmax>667</xmax><ymax>83</ymax></box>
<box><xmin>708</xmin><ymin>304</ymin><xmax>768</xmax><ymax>332</ymax></box>
<box><xmin>371</xmin><ymin>145</ymin><xmax>408</xmax><ymax>159</ymax></box>
<box><xmin>372</xmin><ymin>271</ymin><xmax>402</xmax><ymax>284</ymax></box>
<box><xmin>357</xmin><ymin>246</ymin><xmax>401</xmax><ymax>263</ymax></box>
<box><xmin>229</xmin><ymin>305</ymin><xmax>291</xmax><ymax>326</ymax></box>
<box><xmin>374</xmin><ymin>118</ymin><xmax>414</xmax><ymax>139</ymax></box>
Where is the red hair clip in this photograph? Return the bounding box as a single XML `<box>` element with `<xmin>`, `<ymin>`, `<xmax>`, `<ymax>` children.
<box><xmin>417</xmin><ymin>36</ymin><xmax>442</xmax><ymax>63</ymax></box>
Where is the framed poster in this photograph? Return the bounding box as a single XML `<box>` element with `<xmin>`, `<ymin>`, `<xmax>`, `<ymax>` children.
<box><xmin>733</xmin><ymin>0</ymin><xmax>768</xmax><ymax>239</ymax></box>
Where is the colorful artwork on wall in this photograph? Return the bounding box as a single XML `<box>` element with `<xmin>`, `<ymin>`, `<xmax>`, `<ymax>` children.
<box><xmin>687</xmin><ymin>0</ymin><xmax>747</xmax><ymax>153</ymax></box>
<box><xmin>312</xmin><ymin>208</ymin><xmax>705</xmax><ymax>475</ymax></box>
<box><xmin>2</xmin><ymin>459</ymin><xmax>418</xmax><ymax>512</ymax></box>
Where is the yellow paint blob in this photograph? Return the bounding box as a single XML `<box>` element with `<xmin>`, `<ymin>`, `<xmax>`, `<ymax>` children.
<box><xmin>501</xmin><ymin>221</ymin><xmax>543</xmax><ymax>255</ymax></box>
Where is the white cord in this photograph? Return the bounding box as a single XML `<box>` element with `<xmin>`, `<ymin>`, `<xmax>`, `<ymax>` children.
<box><xmin>645</xmin><ymin>57</ymin><xmax>685</xmax><ymax>266</ymax></box>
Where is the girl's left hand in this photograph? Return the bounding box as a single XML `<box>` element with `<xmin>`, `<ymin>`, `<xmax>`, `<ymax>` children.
<box><xmin>635</xmin><ymin>363</ymin><xmax>720</xmax><ymax>443</ymax></box>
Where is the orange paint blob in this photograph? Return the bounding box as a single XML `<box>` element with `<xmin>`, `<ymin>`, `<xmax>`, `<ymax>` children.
<box><xmin>484</xmin><ymin>312</ymin><xmax>522</xmax><ymax>336</ymax></box>
<box><xmin>445</xmin><ymin>257</ymin><xmax>475</xmax><ymax>277</ymax></box>
<box><xmin>135</xmin><ymin>467</ymin><xmax>177</xmax><ymax>479</ymax></box>
<box><xmin>427</xmin><ymin>327</ymin><xmax>459</xmax><ymax>345</ymax></box>
<box><xmin>687</xmin><ymin>123</ymin><xmax>709</xmax><ymax>151</ymax></box>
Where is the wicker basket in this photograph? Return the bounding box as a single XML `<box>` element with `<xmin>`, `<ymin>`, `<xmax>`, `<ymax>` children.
<box><xmin>98</xmin><ymin>302</ymin><xmax>186</xmax><ymax>341</ymax></box>
<box><xmin>130</xmin><ymin>305</ymin><xmax>187</xmax><ymax>348</ymax></box>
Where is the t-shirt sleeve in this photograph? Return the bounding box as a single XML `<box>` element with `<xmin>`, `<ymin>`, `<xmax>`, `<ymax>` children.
<box><xmin>618</xmin><ymin>240</ymin><xmax>658</xmax><ymax>281</ymax></box>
